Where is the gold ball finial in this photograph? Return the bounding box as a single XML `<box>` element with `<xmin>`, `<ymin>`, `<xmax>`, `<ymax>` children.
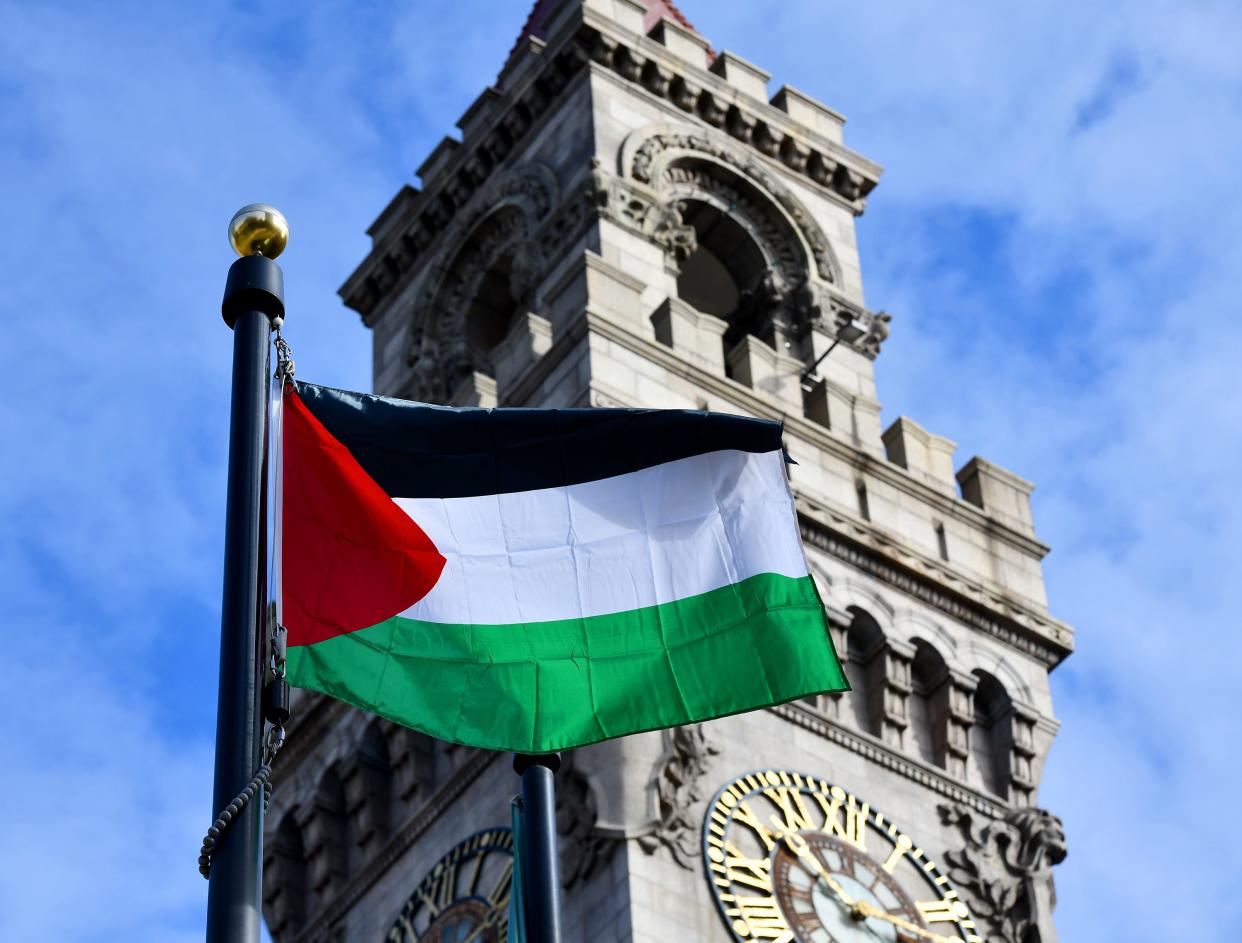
<box><xmin>228</xmin><ymin>204</ymin><xmax>289</xmax><ymax>259</ymax></box>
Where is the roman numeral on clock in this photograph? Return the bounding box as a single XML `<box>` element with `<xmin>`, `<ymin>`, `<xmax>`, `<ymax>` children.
<box><xmin>763</xmin><ymin>786</ymin><xmax>817</xmax><ymax>833</ymax></box>
<box><xmin>815</xmin><ymin>786</ymin><xmax>868</xmax><ymax>851</ymax></box>
<box><xmin>718</xmin><ymin>892</ymin><xmax>794</xmax><ymax>943</ymax></box>
<box><xmin>917</xmin><ymin>896</ymin><xmax>970</xmax><ymax>923</ymax></box>
<box><xmin>882</xmin><ymin>833</ymin><xmax>914</xmax><ymax>873</ymax></box>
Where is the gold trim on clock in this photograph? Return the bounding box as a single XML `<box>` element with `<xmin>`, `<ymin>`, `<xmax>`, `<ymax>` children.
<box><xmin>702</xmin><ymin>769</ymin><xmax>983</xmax><ymax>943</ymax></box>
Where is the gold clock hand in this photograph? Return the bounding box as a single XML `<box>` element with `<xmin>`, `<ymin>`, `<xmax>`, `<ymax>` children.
<box><xmin>852</xmin><ymin>901</ymin><xmax>958</xmax><ymax>943</ymax></box>
<box><xmin>457</xmin><ymin>900</ymin><xmax>508</xmax><ymax>943</ymax></box>
<box><xmin>773</xmin><ymin>829</ymin><xmax>856</xmax><ymax>910</ymax></box>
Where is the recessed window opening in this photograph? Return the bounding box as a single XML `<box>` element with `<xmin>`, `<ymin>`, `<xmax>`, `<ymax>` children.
<box><xmin>856</xmin><ymin>481</ymin><xmax>871</xmax><ymax>521</ymax></box>
<box><xmin>464</xmin><ymin>256</ymin><xmax>519</xmax><ymax>352</ymax></box>
<box><xmin>674</xmin><ymin>200</ymin><xmax>770</xmax><ymax>348</ymax></box>
<box><xmin>935</xmin><ymin>522</ymin><xmax>949</xmax><ymax>561</ymax></box>
<box><xmin>845</xmin><ymin>610</ymin><xmax>885</xmax><ymax>737</ymax></box>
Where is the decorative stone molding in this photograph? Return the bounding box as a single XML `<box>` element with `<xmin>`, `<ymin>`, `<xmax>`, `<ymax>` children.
<box><xmin>941</xmin><ymin>672</ymin><xmax>977</xmax><ymax>780</ymax></box>
<box><xmin>290</xmin><ymin>749</ymin><xmax>502</xmax><ymax>943</ymax></box>
<box><xmin>621</xmin><ymin>123</ymin><xmax>840</xmax><ymax>286</ymax></box>
<box><xmin>770</xmin><ymin>701</ymin><xmax>1008</xmax><ymax>818</ymax></box>
<box><xmin>340</xmin><ymin>8</ymin><xmax>881</xmax><ymax>322</ymax></box>
<box><xmin>798</xmin><ymin>517</ymin><xmax>1070</xmax><ymax>668</ymax></box>
<box><xmin>939</xmin><ymin>803</ymin><xmax>1068</xmax><ymax>943</ymax></box>
<box><xmin>556</xmin><ymin>752</ymin><xmax>621</xmax><ymax>889</ymax></box>
<box><xmin>879</xmin><ymin>639</ymin><xmax>913</xmax><ymax>749</ymax></box>
<box><xmin>646</xmin><ymin>198</ymin><xmax>697</xmax><ymax>264</ymax></box>
<box><xmin>340</xmin><ymin>749</ymin><xmax>391</xmax><ymax>854</ymax></box>
<box><xmin>384</xmin><ymin>724</ymin><xmax>437</xmax><ymax>804</ymax></box>
<box><xmin>596</xmin><ymin>142</ymin><xmax>890</xmax><ymax>360</ymax></box>
<box><xmin>636</xmin><ymin>723</ymin><xmax>719</xmax><ymax>868</ymax></box>
<box><xmin>401</xmin><ymin>164</ymin><xmax>559</xmax><ymax>403</ymax></box>
<box><xmin>1008</xmin><ymin>705</ymin><xmax>1039</xmax><ymax>808</ymax></box>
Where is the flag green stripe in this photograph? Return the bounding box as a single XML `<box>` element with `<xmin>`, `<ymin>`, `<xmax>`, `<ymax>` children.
<box><xmin>286</xmin><ymin>572</ymin><xmax>847</xmax><ymax>753</ymax></box>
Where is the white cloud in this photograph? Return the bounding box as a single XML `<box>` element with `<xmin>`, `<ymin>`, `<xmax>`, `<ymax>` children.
<box><xmin>2</xmin><ymin>0</ymin><xmax>1239</xmax><ymax>939</ymax></box>
<box><xmin>686</xmin><ymin>1</ymin><xmax>1242</xmax><ymax>937</ymax></box>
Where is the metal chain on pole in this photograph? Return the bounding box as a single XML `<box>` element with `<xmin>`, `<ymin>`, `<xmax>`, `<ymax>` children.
<box><xmin>274</xmin><ymin>324</ymin><xmax>295</xmax><ymax>388</ymax></box>
<box><xmin>199</xmin><ymin>613</ymin><xmax>289</xmax><ymax>879</ymax></box>
<box><xmin>200</xmin><ymin>327</ymin><xmax>295</xmax><ymax>879</ymax></box>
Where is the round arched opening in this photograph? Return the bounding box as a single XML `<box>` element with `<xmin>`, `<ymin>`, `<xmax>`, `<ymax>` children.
<box><xmin>675</xmin><ymin>202</ymin><xmax>769</xmax><ymax>341</ymax></box>
<box><xmin>463</xmin><ymin>256</ymin><xmax>520</xmax><ymax>353</ymax></box>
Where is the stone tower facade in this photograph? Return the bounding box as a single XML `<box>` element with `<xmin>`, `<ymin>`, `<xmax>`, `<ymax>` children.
<box><xmin>263</xmin><ymin>3</ymin><xmax>1073</xmax><ymax>942</ymax></box>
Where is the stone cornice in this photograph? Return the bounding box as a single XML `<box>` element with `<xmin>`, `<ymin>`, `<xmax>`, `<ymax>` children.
<box><xmin>770</xmin><ymin>702</ymin><xmax>1010</xmax><ymax>818</ymax></box>
<box><xmin>580</xmin><ymin>306</ymin><xmax>1058</xmax><ymax>564</ymax></box>
<box><xmin>339</xmin><ymin>4</ymin><xmax>882</xmax><ymax>322</ymax></box>
<box><xmin>797</xmin><ymin>508</ymin><xmax>1073</xmax><ymax>668</ymax></box>
<box><xmin>497</xmin><ymin>306</ymin><xmax>1072</xmax><ymax>664</ymax></box>
<box><xmin>575</xmin><ymin>10</ymin><xmax>881</xmax><ymax>198</ymax></box>
<box><xmin>293</xmin><ymin>747</ymin><xmax>502</xmax><ymax>943</ymax></box>
<box><xmin>504</xmin><ymin>306</ymin><xmax>1074</xmax><ymax>665</ymax></box>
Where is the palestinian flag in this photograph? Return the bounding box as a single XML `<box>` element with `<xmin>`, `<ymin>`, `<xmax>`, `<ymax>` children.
<box><xmin>276</xmin><ymin>381</ymin><xmax>847</xmax><ymax>753</ymax></box>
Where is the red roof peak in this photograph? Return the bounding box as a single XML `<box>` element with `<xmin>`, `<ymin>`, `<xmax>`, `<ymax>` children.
<box><xmin>509</xmin><ymin>0</ymin><xmax>699</xmax><ymax>60</ymax></box>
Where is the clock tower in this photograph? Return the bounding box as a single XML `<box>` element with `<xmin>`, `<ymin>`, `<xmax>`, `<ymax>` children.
<box><xmin>263</xmin><ymin>3</ymin><xmax>1072</xmax><ymax>942</ymax></box>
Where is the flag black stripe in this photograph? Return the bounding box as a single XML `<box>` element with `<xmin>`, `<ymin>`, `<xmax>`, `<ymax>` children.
<box><xmin>296</xmin><ymin>381</ymin><xmax>783</xmax><ymax>499</ymax></box>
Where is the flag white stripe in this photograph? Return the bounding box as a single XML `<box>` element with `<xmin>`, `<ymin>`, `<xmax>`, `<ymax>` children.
<box><xmin>392</xmin><ymin>448</ymin><xmax>807</xmax><ymax>625</ymax></box>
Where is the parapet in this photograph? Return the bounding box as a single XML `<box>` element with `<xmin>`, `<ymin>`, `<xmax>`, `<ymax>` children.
<box><xmin>957</xmin><ymin>456</ymin><xmax>1036</xmax><ymax>535</ymax></box>
<box><xmin>882</xmin><ymin>416</ymin><xmax>957</xmax><ymax>494</ymax></box>
<box><xmin>709</xmin><ymin>50</ymin><xmax>770</xmax><ymax>102</ymax></box>
<box><xmin>646</xmin><ymin>16</ymin><xmax>713</xmax><ymax>69</ymax></box>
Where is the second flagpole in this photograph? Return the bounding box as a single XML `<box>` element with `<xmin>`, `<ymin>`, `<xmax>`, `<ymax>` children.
<box><xmin>513</xmin><ymin>752</ymin><xmax>563</xmax><ymax>943</ymax></box>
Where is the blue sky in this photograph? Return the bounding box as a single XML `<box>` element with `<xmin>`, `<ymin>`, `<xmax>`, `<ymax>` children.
<box><xmin>1</xmin><ymin>1</ymin><xmax>1239</xmax><ymax>940</ymax></box>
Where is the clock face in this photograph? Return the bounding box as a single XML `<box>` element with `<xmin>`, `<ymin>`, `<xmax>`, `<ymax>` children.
<box><xmin>703</xmin><ymin>770</ymin><xmax>981</xmax><ymax>943</ymax></box>
<box><xmin>386</xmin><ymin>828</ymin><xmax>513</xmax><ymax>943</ymax></box>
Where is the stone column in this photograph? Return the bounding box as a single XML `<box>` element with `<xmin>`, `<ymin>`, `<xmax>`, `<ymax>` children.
<box><xmin>1009</xmin><ymin>705</ymin><xmax>1039</xmax><ymax>808</ymax></box>
<box><xmin>300</xmin><ymin>783</ymin><xmax>348</xmax><ymax>908</ymax></box>
<box><xmin>341</xmin><ymin>752</ymin><xmax>392</xmax><ymax>857</ymax></box>
<box><xmin>385</xmin><ymin>726</ymin><xmax>438</xmax><ymax>808</ymax></box>
<box><xmin>878</xmin><ymin>640</ymin><xmax>913</xmax><ymax>750</ymax></box>
<box><xmin>935</xmin><ymin>671</ymin><xmax>976</xmax><ymax>779</ymax></box>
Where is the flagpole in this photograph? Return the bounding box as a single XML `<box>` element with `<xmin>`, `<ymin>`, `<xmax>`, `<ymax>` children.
<box><xmin>206</xmin><ymin>205</ymin><xmax>288</xmax><ymax>943</ymax></box>
<box><xmin>513</xmin><ymin>753</ymin><xmax>563</xmax><ymax>943</ymax></box>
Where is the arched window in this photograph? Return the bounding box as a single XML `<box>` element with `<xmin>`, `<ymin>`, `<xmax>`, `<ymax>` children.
<box><xmin>844</xmin><ymin>609</ymin><xmax>885</xmax><ymax>736</ymax></box>
<box><xmin>676</xmin><ymin>203</ymin><xmax>766</xmax><ymax>329</ymax></box>
<box><xmin>463</xmin><ymin>252</ymin><xmax>521</xmax><ymax>352</ymax></box>
<box><xmin>387</xmin><ymin>726</ymin><xmax>439</xmax><ymax>805</ymax></box>
<box><xmin>347</xmin><ymin>721</ymin><xmax>395</xmax><ymax>855</ymax></box>
<box><xmin>909</xmin><ymin>641</ymin><xmax>949</xmax><ymax>768</ymax></box>
<box><xmin>971</xmin><ymin>671</ymin><xmax>1013</xmax><ymax>797</ymax></box>
<box><xmin>659</xmin><ymin>156</ymin><xmax>827</xmax><ymax>372</ymax></box>
<box><xmin>264</xmin><ymin>812</ymin><xmax>308</xmax><ymax>939</ymax></box>
<box><xmin>307</xmin><ymin>767</ymin><xmax>353</xmax><ymax>905</ymax></box>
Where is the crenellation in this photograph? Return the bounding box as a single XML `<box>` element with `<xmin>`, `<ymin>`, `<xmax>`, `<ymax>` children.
<box><xmin>883</xmin><ymin>416</ymin><xmax>959</xmax><ymax>495</ymax></box>
<box><xmin>364</xmin><ymin>183</ymin><xmax>419</xmax><ymax>244</ymax></box>
<box><xmin>582</xmin><ymin>0</ymin><xmax>647</xmax><ymax>34</ymax></box>
<box><xmin>645</xmin><ymin>16</ymin><xmax>712</xmax><ymax>68</ymax></box>
<box><xmin>957</xmin><ymin>455</ymin><xmax>1037</xmax><ymax>535</ymax></box>
<box><xmin>414</xmin><ymin>136</ymin><xmax>461</xmax><ymax>188</ymax></box>
<box><xmin>770</xmin><ymin>84</ymin><xmax>846</xmax><ymax>144</ymax></box>
<box><xmin>709</xmin><ymin>49</ymin><xmax>770</xmax><ymax>102</ymax></box>
<box><xmin>455</xmin><ymin>86</ymin><xmax>503</xmax><ymax>142</ymax></box>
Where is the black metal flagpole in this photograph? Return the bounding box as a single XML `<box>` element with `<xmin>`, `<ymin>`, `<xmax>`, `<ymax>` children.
<box><xmin>513</xmin><ymin>752</ymin><xmax>563</xmax><ymax>943</ymax></box>
<box><xmin>206</xmin><ymin>205</ymin><xmax>288</xmax><ymax>943</ymax></box>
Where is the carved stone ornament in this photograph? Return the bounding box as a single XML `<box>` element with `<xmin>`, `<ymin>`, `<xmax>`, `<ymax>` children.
<box><xmin>404</xmin><ymin>164</ymin><xmax>558</xmax><ymax>402</ymax></box>
<box><xmin>646</xmin><ymin>199</ymin><xmax>697</xmax><ymax>264</ymax></box>
<box><xmin>938</xmin><ymin>802</ymin><xmax>1068</xmax><ymax>943</ymax></box>
<box><xmin>621</xmin><ymin>124</ymin><xmax>840</xmax><ymax>284</ymax></box>
<box><xmin>555</xmin><ymin>752</ymin><xmax>620</xmax><ymax>889</ymax></box>
<box><xmin>635</xmin><ymin>724</ymin><xmax>719</xmax><ymax>869</ymax></box>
